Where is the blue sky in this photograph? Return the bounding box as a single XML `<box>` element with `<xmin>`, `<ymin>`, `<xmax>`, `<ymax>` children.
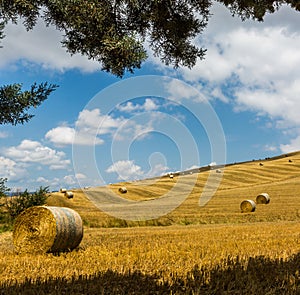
<box><xmin>0</xmin><ymin>2</ymin><xmax>300</xmax><ymax>192</ymax></box>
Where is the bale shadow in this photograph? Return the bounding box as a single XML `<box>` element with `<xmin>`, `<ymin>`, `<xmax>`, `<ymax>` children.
<box><xmin>1</xmin><ymin>253</ymin><xmax>299</xmax><ymax>294</ymax></box>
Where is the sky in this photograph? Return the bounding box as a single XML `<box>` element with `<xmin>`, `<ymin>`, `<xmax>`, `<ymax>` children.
<box><xmin>0</xmin><ymin>2</ymin><xmax>300</xmax><ymax>192</ymax></box>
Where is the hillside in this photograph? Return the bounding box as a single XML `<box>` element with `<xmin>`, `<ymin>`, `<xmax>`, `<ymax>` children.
<box><xmin>47</xmin><ymin>151</ymin><xmax>300</xmax><ymax>226</ymax></box>
<box><xmin>1</xmin><ymin>151</ymin><xmax>300</xmax><ymax>294</ymax></box>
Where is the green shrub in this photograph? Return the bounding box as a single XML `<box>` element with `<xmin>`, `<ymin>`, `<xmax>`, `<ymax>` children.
<box><xmin>0</xmin><ymin>178</ymin><xmax>10</xmax><ymax>200</ymax></box>
<box><xmin>5</xmin><ymin>186</ymin><xmax>50</xmax><ymax>220</ymax></box>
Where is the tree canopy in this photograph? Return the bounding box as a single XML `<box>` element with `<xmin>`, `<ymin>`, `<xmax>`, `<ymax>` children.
<box><xmin>0</xmin><ymin>82</ymin><xmax>58</xmax><ymax>125</ymax></box>
<box><xmin>0</xmin><ymin>0</ymin><xmax>299</xmax><ymax>125</ymax></box>
<box><xmin>1</xmin><ymin>0</ymin><xmax>299</xmax><ymax>78</ymax></box>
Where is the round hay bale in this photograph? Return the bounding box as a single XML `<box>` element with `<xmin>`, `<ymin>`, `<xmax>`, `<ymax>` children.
<box><xmin>240</xmin><ymin>200</ymin><xmax>256</xmax><ymax>213</ymax></box>
<box><xmin>169</xmin><ymin>174</ymin><xmax>174</xmax><ymax>179</ymax></box>
<box><xmin>13</xmin><ymin>206</ymin><xmax>83</xmax><ymax>254</ymax></box>
<box><xmin>119</xmin><ymin>187</ymin><xmax>127</xmax><ymax>193</ymax></box>
<box><xmin>65</xmin><ymin>191</ymin><xmax>74</xmax><ymax>199</ymax></box>
<box><xmin>60</xmin><ymin>188</ymin><xmax>67</xmax><ymax>193</ymax></box>
<box><xmin>256</xmin><ymin>193</ymin><xmax>270</xmax><ymax>204</ymax></box>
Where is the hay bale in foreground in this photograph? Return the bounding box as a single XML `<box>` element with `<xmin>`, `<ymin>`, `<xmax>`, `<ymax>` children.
<box><xmin>65</xmin><ymin>191</ymin><xmax>74</xmax><ymax>199</ymax></box>
<box><xmin>240</xmin><ymin>200</ymin><xmax>256</xmax><ymax>213</ymax></box>
<box><xmin>119</xmin><ymin>187</ymin><xmax>127</xmax><ymax>193</ymax></box>
<box><xmin>256</xmin><ymin>193</ymin><xmax>270</xmax><ymax>204</ymax></box>
<box><xmin>13</xmin><ymin>206</ymin><xmax>83</xmax><ymax>254</ymax></box>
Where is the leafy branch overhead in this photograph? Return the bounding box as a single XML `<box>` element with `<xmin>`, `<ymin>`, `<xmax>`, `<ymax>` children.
<box><xmin>0</xmin><ymin>83</ymin><xmax>58</xmax><ymax>125</ymax></box>
<box><xmin>1</xmin><ymin>1</ymin><xmax>299</xmax><ymax>78</ymax></box>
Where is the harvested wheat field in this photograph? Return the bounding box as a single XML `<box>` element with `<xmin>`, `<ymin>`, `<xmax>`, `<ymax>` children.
<box><xmin>1</xmin><ymin>152</ymin><xmax>300</xmax><ymax>294</ymax></box>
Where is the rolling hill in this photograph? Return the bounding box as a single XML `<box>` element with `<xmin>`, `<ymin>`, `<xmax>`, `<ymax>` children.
<box><xmin>47</xmin><ymin>151</ymin><xmax>300</xmax><ymax>227</ymax></box>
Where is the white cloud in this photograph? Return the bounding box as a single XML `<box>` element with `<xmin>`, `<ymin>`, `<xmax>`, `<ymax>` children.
<box><xmin>76</xmin><ymin>109</ymin><xmax>123</xmax><ymax>135</ymax></box>
<box><xmin>3</xmin><ymin>139</ymin><xmax>70</xmax><ymax>169</ymax></box>
<box><xmin>280</xmin><ymin>135</ymin><xmax>300</xmax><ymax>154</ymax></box>
<box><xmin>45</xmin><ymin>126</ymin><xmax>76</xmax><ymax>147</ymax></box>
<box><xmin>106</xmin><ymin>160</ymin><xmax>144</xmax><ymax>181</ymax></box>
<box><xmin>117</xmin><ymin>98</ymin><xmax>159</xmax><ymax>113</ymax></box>
<box><xmin>46</xmin><ymin>109</ymin><xmax>123</xmax><ymax>146</ymax></box>
<box><xmin>63</xmin><ymin>175</ymin><xmax>78</xmax><ymax>186</ymax></box>
<box><xmin>164</xmin><ymin>3</ymin><xmax>300</xmax><ymax>153</ymax></box>
<box><xmin>1</xmin><ymin>19</ymin><xmax>99</xmax><ymax>72</ymax></box>
<box><xmin>75</xmin><ymin>173</ymin><xmax>87</xmax><ymax>179</ymax></box>
<box><xmin>0</xmin><ymin>156</ymin><xmax>27</xmax><ymax>181</ymax></box>
<box><xmin>36</xmin><ymin>176</ymin><xmax>66</xmax><ymax>188</ymax></box>
<box><xmin>145</xmin><ymin>163</ymin><xmax>169</xmax><ymax>178</ymax></box>
<box><xmin>164</xmin><ymin>79</ymin><xmax>206</xmax><ymax>103</ymax></box>
<box><xmin>0</xmin><ymin>131</ymin><xmax>9</xmax><ymax>139</ymax></box>
<box><xmin>36</xmin><ymin>176</ymin><xmax>49</xmax><ymax>183</ymax></box>
<box><xmin>264</xmin><ymin>145</ymin><xmax>278</xmax><ymax>152</ymax></box>
<box><xmin>112</xmin><ymin>116</ymin><xmax>155</xmax><ymax>142</ymax></box>
<box><xmin>46</xmin><ymin>108</ymin><xmax>158</xmax><ymax>146</ymax></box>
<box><xmin>185</xmin><ymin>165</ymin><xmax>199</xmax><ymax>171</ymax></box>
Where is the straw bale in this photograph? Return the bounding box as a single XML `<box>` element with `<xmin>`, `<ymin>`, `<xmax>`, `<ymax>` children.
<box><xmin>240</xmin><ymin>200</ymin><xmax>256</xmax><ymax>213</ymax></box>
<box><xmin>119</xmin><ymin>187</ymin><xmax>127</xmax><ymax>193</ymax></box>
<box><xmin>60</xmin><ymin>188</ymin><xmax>67</xmax><ymax>193</ymax></box>
<box><xmin>13</xmin><ymin>206</ymin><xmax>83</xmax><ymax>254</ymax></box>
<box><xmin>256</xmin><ymin>193</ymin><xmax>270</xmax><ymax>204</ymax></box>
<box><xmin>65</xmin><ymin>191</ymin><xmax>74</xmax><ymax>199</ymax></box>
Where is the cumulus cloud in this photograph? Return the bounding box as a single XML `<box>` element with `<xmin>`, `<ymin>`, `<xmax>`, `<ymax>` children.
<box><xmin>164</xmin><ymin>79</ymin><xmax>206</xmax><ymax>103</ymax></box>
<box><xmin>0</xmin><ymin>156</ymin><xmax>27</xmax><ymax>181</ymax></box>
<box><xmin>46</xmin><ymin>108</ymin><xmax>158</xmax><ymax>146</ymax></box>
<box><xmin>63</xmin><ymin>175</ymin><xmax>78</xmax><ymax>186</ymax></box>
<box><xmin>75</xmin><ymin>173</ymin><xmax>87</xmax><ymax>180</ymax></box>
<box><xmin>46</xmin><ymin>109</ymin><xmax>123</xmax><ymax>146</ymax></box>
<box><xmin>1</xmin><ymin>18</ymin><xmax>99</xmax><ymax>72</ymax></box>
<box><xmin>280</xmin><ymin>135</ymin><xmax>300</xmax><ymax>154</ymax></box>
<box><xmin>3</xmin><ymin>139</ymin><xmax>70</xmax><ymax>170</ymax></box>
<box><xmin>106</xmin><ymin>160</ymin><xmax>144</xmax><ymax>181</ymax></box>
<box><xmin>117</xmin><ymin>98</ymin><xmax>159</xmax><ymax>113</ymax></box>
<box><xmin>45</xmin><ymin>126</ymin><xmax>76</xmax><ymax>147</ymax></box>
<box><xmin>145</xmin><ymin>163</ymin><xmax>169</xmax><ymax>178</ymax></box>
<box><xmin>165</xmin><ymin>3</ymin><xmax>300</xmax><ymax>153</ymax></box>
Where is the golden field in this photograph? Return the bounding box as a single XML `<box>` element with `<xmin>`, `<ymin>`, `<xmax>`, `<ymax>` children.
<box><xmin>0</xmin><ymin>152</ymin><xmax>300</xmax><ymax>294</ymax></box>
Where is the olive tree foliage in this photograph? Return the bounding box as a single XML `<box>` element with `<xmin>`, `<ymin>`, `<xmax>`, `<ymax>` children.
<box><xmin>219</xmin><ymin>0</ymin><xmax>300</xmax><ymax>21</ymax></box>
<box><xmin>0</xmin><ymin>1</ymin><xmax>299</xmax><ymax>125</ymax></box>
<box><xmin>0</xmin><ymin>18</ymin><xmax>58</xmax><ymax>125</ymax></box>
<box><xmin>1</xmin><ymin>1</ymin><xmax>299</xmax><ymax>77</ymax></box>
<box><xmin>0</xmin><ymin>82</ymin><xmax>58</xmax><ymax>125</ymax></box>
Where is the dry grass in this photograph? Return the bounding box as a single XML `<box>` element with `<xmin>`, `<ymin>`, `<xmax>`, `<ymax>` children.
<box><xmin>1</xmin><ymin>222</ymin><xmax>300</xmax><ymax>293</ymax></box>
<box><xmin>1</xmin><ymin>152</ymin><xmax>300</xmax><ymax>293</ymax></box>
<box><xmin>46</xmin><ymin>152</ymin><xmax>300</xmax><ymax>227</ymax></box>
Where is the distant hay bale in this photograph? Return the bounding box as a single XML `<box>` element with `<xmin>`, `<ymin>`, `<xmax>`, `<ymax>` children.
<box><xmin>13</xmin><ymin>206</ymin><xmax>83</xmax><ymax>254</ymax></box>
<box><xmin>169</xmin><ymin>174</ymin><xmax>174</xmax><ymax>179</ymax></box>
<box><xmin>119</xmin><ymin>187</ymin><xmax>127</xmax><ymax>193</ymax></box>
<box><xmin>289</xmin><ymin>159</ymin><xmax>293</xmax><ymax>163</ymax></box>
<box><xmin>65</xmin><ymin>191</ymin><xmax>74</xmax><ymax>199</ymax></box>
<box><xmin>256</xmin><ymin>193</ymin><xmax>270</xmax><ymax>204</ymax></box>
<box><xmin>240</xmin><ymin>200</ymin><xmax>256</xmax><ymax>213</ymax></box>
<box><xmin>259</xmin><ymin>163</ymin><xmax>264</xmax><ymax>166</ymax></box>
<box><xmin>216</xmin><ymin>169</ymin><xmax>222</xmax><ymax>173</ymax></box>
<box><xmin>60</xmin><ymin>188</ymin><xmax>67</xmax><ymax>193</ymax></box>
